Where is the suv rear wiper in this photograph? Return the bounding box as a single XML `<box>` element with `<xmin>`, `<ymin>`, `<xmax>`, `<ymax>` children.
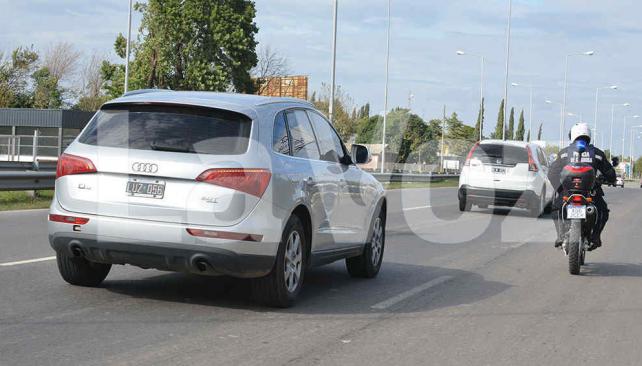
<box><xmin>150</xmin><ymin>141</ymin><xmax>194</xmax><ymax>153</ymax></box>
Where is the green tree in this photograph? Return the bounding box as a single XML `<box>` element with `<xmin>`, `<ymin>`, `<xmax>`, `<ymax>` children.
<box><xmin>311</xmin><ymin>83</ymin><xmax>356</xmax><ymax>141</ymax></box>
<box><xmin>506</xmin><ymin>107</ymin><xmax>515</xmax><ymax>140</ymax></box>
<box><xmin>0</xmin><ymin>46</ymin><xmax>39</xmax><ymax>108</ymax></box>
<box><xmin>537</xmin><ymin>123</ymin><xmax>543</xmax><ymax>140</ymax></box>
<box><xmin>492</xmin><ymin>99</ymin><xmax>505</xmax><ymax>139</ymax></box>
<box><xmin>103</xmin><ymin>0</ymin><xmax>258</xmax><ymax>96</ymax></box>
<box><xmin>445</xmin><ymin>112</ymin><xmax>476</xmax><ymax>158</ymax></box>
<box><xmin>526</xmin><ymin>130</ymin><xmax>531</xmax><ymax>142</ymax></box>
<box><xmin>515</xmin><ymin>109</ymin><xmax>525</xmax><ymax>141</ymax></box>
<box><xmin>474</xmin><ymin>97</ymin><xmax>484</xmax><ymax>142</ymax></box>
<box><xmin>355</xmin><ymin>115</ymin><xmax>382</xmax><ymax>144</ymax></box>
<box><xmin>32</xmin><ymin>67</ymin><xmax>63</xmax><ymax>109</ymax></box>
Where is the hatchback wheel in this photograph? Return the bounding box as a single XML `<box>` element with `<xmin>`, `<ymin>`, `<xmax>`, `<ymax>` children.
<box><xmin>346</xmin><ymin>206</ymin><xmax>385</xmax><ymax>278</ymax></box>
<box><xmin>252</xmin><ymin>215</ymin><xmax>306</xmax><ymax>308</ymax></box>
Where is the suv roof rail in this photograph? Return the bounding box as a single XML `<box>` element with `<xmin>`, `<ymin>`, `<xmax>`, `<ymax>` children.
<box><xmin>122</xmin><ymin>89</ymin><xmax>171</xmax><ymax>97</ymax></box>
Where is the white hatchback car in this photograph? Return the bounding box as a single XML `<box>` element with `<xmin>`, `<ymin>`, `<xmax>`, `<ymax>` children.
<box><xmin>458</xmin><ymin>140</ymin><xmax>554</xmax><ymax>216</ymax></box>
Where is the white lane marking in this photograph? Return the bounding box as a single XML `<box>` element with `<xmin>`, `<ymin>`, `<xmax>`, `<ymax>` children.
<box><xmin>0</xmin><ymin>256</ymin><xmax>56</xmax><ymax>267</ymax></box>
<box><xmin>371</xmin><ymin>275</ymin><xmax>454</xmax><ymax>310</ymax></box>
<box><xmin>403</xmin><ymin>205</ymin><xmax>432</xmax><ymax>211</ymax></box>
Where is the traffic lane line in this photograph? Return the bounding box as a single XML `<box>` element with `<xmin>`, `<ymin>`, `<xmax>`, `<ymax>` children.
<box><xmin>371</xmin><ymin>275</ymin><xmax>454</xmax><ymax>310</ymax></box>
<box><xmin>0</xmin><ymin>256</ymin><xmax>56</xmax><ymax>267</ymax></box>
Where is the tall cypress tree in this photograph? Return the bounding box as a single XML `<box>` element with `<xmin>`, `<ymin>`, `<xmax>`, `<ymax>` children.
<box><xmin>493</xmin><ymin>99</ymin><xmax>505</xmax><ymax>139</ymax></box>
<box><xmin>474</xmin><ymin>97</ymin><xmax>484</xmax><ymax>141</ymax></box>
<box><xmin>537</xmin><ymin>123</ymin><xmax>543</xmax><ymax>140</ymax></box>
<box><xmin>515</xmin><ymin>109</ymin><xmax>525</xmax><ymax>141</ymax></box>
<box><xmin>526</xmin><ymin>130</ymin><xmax>531</xmax><ymax>142</ymax></box>
<box><xmin>506</xmin><ymin>107</ymin><xmax>515</xmax><ymax>140</ymax></box>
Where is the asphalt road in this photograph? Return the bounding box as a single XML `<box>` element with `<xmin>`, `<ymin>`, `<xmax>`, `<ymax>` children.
<box><xmin>2</xmin><ymin>186</ymin><xmax>642</xmax><ymax>365</ymax></box>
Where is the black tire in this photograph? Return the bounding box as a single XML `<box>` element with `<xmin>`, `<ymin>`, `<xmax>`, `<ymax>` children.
<box><xmin>347</xmin><ymin>205</ymin><xmax>386</xmax><ymax>278</ymax></box>
<box><xmin>251</xmin><ymin>215</ymin><xmax>307</xmax><ymax>308</ymax></box>
<box><xmin>56</xmin><ymin>252</ymin><xmax>111</xmax><ymax>287</ymax></box>
<box><xmin>568</xmin><ymin>220</ymin><xmax>582</xmax><ymax>275</ymax></box>
<box><xmin>459</xmin><ymin>197</ymin><xmax>472</xmax><ymax>212</ymax></box>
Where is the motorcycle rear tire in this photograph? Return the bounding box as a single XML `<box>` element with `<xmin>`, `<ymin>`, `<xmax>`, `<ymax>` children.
<box><xmin>568</xmin><ymin>220</ymin><xmax>582</xmax><ymax>275</ymax></box>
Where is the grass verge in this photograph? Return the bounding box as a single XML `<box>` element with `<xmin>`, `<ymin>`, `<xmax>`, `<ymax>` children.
<box><xmin>0</xmin><ymin>190</ymin><xmax>54</xmax><ymax>211</ymax></box>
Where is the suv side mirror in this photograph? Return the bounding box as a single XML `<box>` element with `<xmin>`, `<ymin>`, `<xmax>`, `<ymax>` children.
<box><xmin>351</xmin><ymin>144</ymin><xmax>371</xmax><ymax>164</ymax></box>
<box><xmin>612</xmin><ymin>157</ymin><xmax>619</xmax><ymax>167</ymax></box>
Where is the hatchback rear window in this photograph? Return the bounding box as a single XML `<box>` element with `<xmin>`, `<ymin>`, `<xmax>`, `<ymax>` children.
<box><xmin>472</xmin><ymin>144</ymin><xmax>528</xmax><ymax>166</ymax></box>
<box><xmin>78</xmin><ymin>104</ymin><xmax>252</xmax><ymax>155</ymax></box>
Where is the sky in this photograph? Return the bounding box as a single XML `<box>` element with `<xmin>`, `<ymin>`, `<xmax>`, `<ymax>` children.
<box><xmin>2</xmin><ymin>0</ymin><xmax>642</xmax><ymax>153</ymax></box>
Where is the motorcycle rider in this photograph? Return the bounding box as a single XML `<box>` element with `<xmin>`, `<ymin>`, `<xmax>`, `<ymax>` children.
<box><xmin>548</xmin><ymin>122</ymin><xmax>617</xmax><ymax>250</ymax></box>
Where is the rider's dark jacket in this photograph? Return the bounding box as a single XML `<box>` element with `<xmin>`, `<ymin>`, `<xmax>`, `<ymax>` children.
<box><xmin>547</xmin><ymin>142</ymin><xmax>616</xmax><ymax>198</ymax></box>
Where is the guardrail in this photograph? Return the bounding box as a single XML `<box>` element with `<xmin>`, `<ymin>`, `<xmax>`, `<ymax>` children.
<box><xmin>372</xmin><ymin>173</ymin><xmax>459</xmax><ymax>183</ymax></box>
<box><xmin>0</xmin><ymin>171</ymin><xmax>460</xmax><ymax>192</ymax></box>
<box><xmin>0</xmin><ymin>161</ymin><xmax>57</xmax><ymax>172</ymax></box>
<box><xmin>0</xmin><ymin>171</ymin><xmax>56</xmax><ymax>191</ymax></box>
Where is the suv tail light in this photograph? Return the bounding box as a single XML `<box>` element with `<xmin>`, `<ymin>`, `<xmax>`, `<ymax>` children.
<box><xmin>464</xmin><ymin>143</ymin><xmax>480</xmax><ymax>166</ymax></box>
<box><xmin>196</xmin><ymin>168</ymin><xmax>271</xmax><ymax>198</ymax></box>
<box><xmin>56</xmin><ymin>153</ymin><xmax>97</xmax><ymax>179</ymax></box>
<box><xmin>526</xmin><ymin>148</ymin><xmax>538</xmax><ymax>172</ymax></box>
<box><xmin>49</xmin><ymin>214</ymin><xmax>89</xmax><ymax>225</ymax></box>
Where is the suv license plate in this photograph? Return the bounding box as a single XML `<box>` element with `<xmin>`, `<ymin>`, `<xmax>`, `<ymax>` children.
<box><xmin>567</xmin><ymin>205</ymin><xmax>586</xmax><ymax>219</ymax></box>
<box><xmin>126</xmin><ymin>179</ymin><xmax>165</xmax><ymax>199</ymax></box>
<box><xmin>492</xmin><ymin>167</ymin><xmax>506</xmax><ymax>174</ymax></box>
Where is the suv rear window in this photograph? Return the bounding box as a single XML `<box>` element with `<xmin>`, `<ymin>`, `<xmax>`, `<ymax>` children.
<box><xmin>472</xmin><ymin>144</ymin><xmax>528</xmax><ymax>166</ymax></box>
<box><xmin>78</xmin><ymin>104</ymin><xmax>252</xmax><ymax>155</ymax></box>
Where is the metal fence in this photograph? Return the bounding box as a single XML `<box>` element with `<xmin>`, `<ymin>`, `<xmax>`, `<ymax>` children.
<box><xmin>0</xmin><ymin>132</ymin><xmax>62</xmax><ymax>162</ymax></box>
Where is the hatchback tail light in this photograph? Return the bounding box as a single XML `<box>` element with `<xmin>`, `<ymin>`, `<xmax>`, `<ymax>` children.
<box><xmin>196</xmin><ymin>168</ymin><xmax>271</xmax><ymax>197</ymax></box>
<box><xmin>526</xmin><ymin>148</ymin><xmax>538</xmax><ymax>172</ymax></box>
<box><xmin>56</xmin><ymin>154</ymin><xmax>97</xmax><ymax>179</ymax></box>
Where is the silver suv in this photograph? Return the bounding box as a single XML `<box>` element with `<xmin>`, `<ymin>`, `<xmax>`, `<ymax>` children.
<box><xmin>49</xmin><ymin>90</ymin><xmax>386</xmax><ymax>307</ymax></box>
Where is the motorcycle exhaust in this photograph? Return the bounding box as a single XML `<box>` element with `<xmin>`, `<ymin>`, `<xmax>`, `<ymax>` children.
<box><xmin>586</xmin><ymin>206</ymin><xmax>596</xmax><ymax>215</ymax></box>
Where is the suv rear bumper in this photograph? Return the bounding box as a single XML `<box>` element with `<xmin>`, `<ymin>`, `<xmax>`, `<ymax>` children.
<box><xmin>48</xmin><ymin>199</ymin><xmax>281</xmax><ymax>278</ymax></box>
<box><xmin>459</xmin><ymin>185</ymin><xmax>536</xmax><ymax>208</ymax></box>
<box><xmin>50</xmin><ymin>233</ymin><xmax>275</xmax><ymax>278</ymax></box>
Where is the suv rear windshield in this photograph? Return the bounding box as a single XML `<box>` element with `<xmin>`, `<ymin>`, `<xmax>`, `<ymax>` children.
<box><xmin>78</xmin><ymin>104</ymin><xmax>252</xmax><ymax>155</ymax></box>
<box><xmin>472</xmin><ymin>144</ymin><xmax>528</xmax><ymax>166</ymax></box>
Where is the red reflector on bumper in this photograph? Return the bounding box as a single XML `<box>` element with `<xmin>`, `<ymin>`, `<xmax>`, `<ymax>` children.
<box><xmin>49</xmin><ymin>214</ymin><xmax>89</xmax><ymax>225</ymax></box>
<box><xmin>186</xmin><ymin>228</ymin><xmax>263</xmax><ymax>242</ymax></box>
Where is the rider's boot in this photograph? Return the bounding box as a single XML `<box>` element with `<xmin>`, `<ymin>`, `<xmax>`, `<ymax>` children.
<box><xmin>588</xmin><ymin>236</ymin><xmax>602</xmax><ymax>251</ymax></box>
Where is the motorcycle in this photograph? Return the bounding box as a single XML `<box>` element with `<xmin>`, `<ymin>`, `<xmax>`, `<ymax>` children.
<box><xmin>559</xmin><ymin>158</ymin><xmax>618</xmax><ymax>275</ymax></box>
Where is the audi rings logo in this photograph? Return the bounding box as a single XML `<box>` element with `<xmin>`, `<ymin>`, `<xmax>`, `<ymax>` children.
<box><xmin>132</xmin><ymin>162</ymin><xmax>159</xmax><ymax>174</ymax></box>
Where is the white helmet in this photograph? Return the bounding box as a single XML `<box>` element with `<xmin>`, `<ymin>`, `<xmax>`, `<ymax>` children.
<box><xmin>569</xmin><ymin>122</ymin><xmax>591</xmax><ymax>143</ymax></box>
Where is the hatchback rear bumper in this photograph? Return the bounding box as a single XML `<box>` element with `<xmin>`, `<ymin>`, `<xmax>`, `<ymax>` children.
<box><xmin>459</xmin><ymin>185</ymin><xmax>536</xmax><ymax>208</ymax></box>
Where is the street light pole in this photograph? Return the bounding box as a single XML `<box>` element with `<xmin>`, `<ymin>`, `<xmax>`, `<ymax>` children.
<box><xmin>381</xmin><ymin>0</ymin><xmax>391</xmax><ymax>174</ymax></box>
<box><xmin>630</xmin><ymin>126</ymin><xmax>642</xmax><ymax>175</ymax></box>
<box><xmin>457</xmin><ymin>50</ymin><xmax>485</xmax><ymax>141</ymax></box>
<box><xmin>622</xmin><ymin>115</ymin><xmax>640</xmax><ymax>161</ymax></box>
<box><xmin>124</xmin><ymin>0</ymin><xmax>133</xmax><ymax>93</ymax></box>
<box><xmin>610</xmin><ymin>103</ymin><xmax>631</xmax><ymax>160</ymax></box>
<box><xmin>502</xmin><ymin>0</ymin><xmax>512</xmax><ymax>141</ymax></box>
<box><xmin>594</xmin><ymin>85</ymin><xmax>618</xmax><ymax>141</ymax></box>
<box><xmin>329</xmin><ymin>0</ymin><xmax>338</xmax><ymax>123</ymax></box>
<box><xmin>561</xmin><ymin>51</ymin><xmax>594</xmax><ymax>147</ymax></box>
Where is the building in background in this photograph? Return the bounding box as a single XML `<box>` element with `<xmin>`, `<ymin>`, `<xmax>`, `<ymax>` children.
<box><xmin>254</xmin><ymin>75</ymin><xmax>309</xmax><ymax>100</ymax></box>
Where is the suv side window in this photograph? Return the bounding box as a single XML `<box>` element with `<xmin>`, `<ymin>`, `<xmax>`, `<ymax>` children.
<box><xmin>306</xmin><ymin>110</ymin><xmax>346</xmax><ymax>163</ymax></box>
<box><xmin>273</xmin><ymin>111</ymin><xmax>291</xmax><ymax>155</ymax></box>
<box><xmin>285</xmin><ymin>110</ymin><xmax>321</xmax><ymax>160</ymax></box>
